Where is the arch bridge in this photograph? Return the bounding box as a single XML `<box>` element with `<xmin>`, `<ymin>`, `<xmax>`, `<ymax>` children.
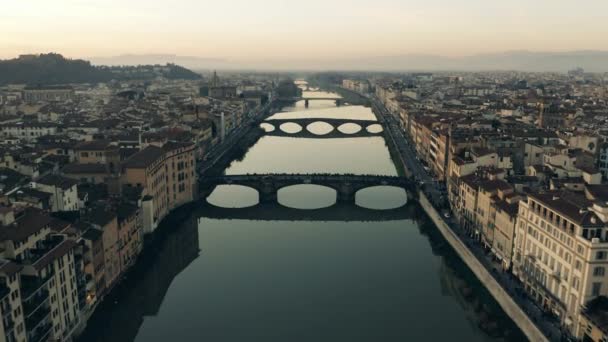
<box><xmin>202</xmin><ymin>174</ymin><xmax>416</xmax><ymax>204</ymax></box>
<box><xmin>262</xmin><ymin>118</ymin><xmax>382</xmax><ymax>139</ymax></box>
<box><xmin>277</xmin><ymin>97</ymin><xmax>345</xmax><ymax>107</ymax></box>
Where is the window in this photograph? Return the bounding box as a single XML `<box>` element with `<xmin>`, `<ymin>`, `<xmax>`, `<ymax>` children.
<box><xmin>573</xmin><ymin>277</ymin><xmax>580</xmax><ymax>291</ymax></box>
<box><xmin>593</xmin><ymin>282</ymin><xmax>602</xmax><ymax>296</ymax></box>
<box><xmin>594</xmin><ymin>267</ymin><xmax>605</xmax><ymax>277</ymax></box>
<box><xmin>597</xmin><ymin>251</ymin><xmax>607</xmax><ymax>260</ymax></box>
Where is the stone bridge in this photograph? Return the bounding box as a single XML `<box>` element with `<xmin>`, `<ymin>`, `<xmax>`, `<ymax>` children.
<box><xmin>262</xmin><ymin>118</ymin><xmax>384</xmax><ymax>139</ymax></box>
<box><xmin>202</xmin><ymin>173</ymin><xmax>416</xmax><ymax>204</ymax></box>
<box><xmin>277</xmin><ymin>97</ymin><xmax>345</xmax><ymax>107</ymax></box>
<box><xmin>261</xmin><ymin>118</ymin><xmax>383</xmax><ymax>139</ymax></box>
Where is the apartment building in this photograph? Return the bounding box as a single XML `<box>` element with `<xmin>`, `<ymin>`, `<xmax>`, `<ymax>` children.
<box><xmin>492</xmin><ymin>196</ymin><xmax>520</xmax><ymax>270</ymax></box>
<box><xmin>0</xmin><ymin>123</ymin><xmax>58</xmax><ymax>143</ymax></box>
<box><xmin>122</xmin><ymin>141</ymin><xmax>196</xmax><ymax>234</ymax></box>
<box><xmin>32</xmin><ymin>174</ymin><xmax>79</xmax><ymax>212</ymax></box>
<box><xmin>0</xmin><ymin>259</ymin><xmax>26</xmax><ymax>342</ymax></box>
<box><xmin>0</xmin><ymin>208</ymin><xmax>81</xmax><ymax>341</ymax></box>
<box><xmin>85</xmin><ymin>206</ymin><xmax>120</xmax><ymax>293</ymax></box>
<box><xmin>79</xmin><ymin>227</ymin><xmax>105</xmax><ymax>310</ymax></box>
<box><xmin>22</xmin><ymin>86</ymin><xmax>74</xmax><ymax>104</ymax></box>
<box><xmin>117</xmin><ymin>203</ymin><xmax>143</xmax><ymax>271</ymax></box>
<box><xmin>513</xmin><ymin>191</ymin><xmax>608</xmax><ymax>335</ymax></box>
<box><xmin>73</xmin><ymin>140</ymin><xmax>121</xmax><ymax>174</ymax></box>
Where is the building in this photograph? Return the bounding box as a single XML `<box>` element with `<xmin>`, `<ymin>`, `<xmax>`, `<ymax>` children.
<box><xmin>79</xmin><ymin>227</ymin><xmax>105</xmax><ymax>310</ymax></box>
<box><xmin>22</xmin><ymin>86</ymin><xmax>74</xmax><ymax>104</ymax></box>
<box><xmin>116</xmin><ymin>203</ymin><xmax>143</xmax><ymax>271</ymax></box>
<box><xmin>342</xmin><ymin>79</ymin><xmax>370</xmax><ymax>93</ymax></box>
<box><xmin>32</xmin><ymin>174</ymin><xmax>79</xmax><ymax>212</ymax></box>
<box><xmin>513</xmin><ymin>190</ymin><xmax>608</xmax><ymax>335</ymax></box>
<box><xmin>73</xmin><ymin>140</ymin><xmax>121</xmax><ymax>174</ymax></box>
<box><xmin>0</xmin><ymin>123</ymin><xmax>58</xmax><ymax>143</ymax></box>
<box><xmin>0</xmin><ymin>208</ymin><xmax>81</xmax><ymax>341</ymax></box>
<box><xmin>579</xmin><ymin>296</ymin><xmax>608</xmax><ymax>342</ymax></box>
<box><xmin>85</xmin><ymin>204</ymin><xmax>120</xmax><ymax>292</ymax></box>
<box><xmin>121</xmin><ymin>142</ymin><xmax>196</xmax><ymax>233</ymax></box>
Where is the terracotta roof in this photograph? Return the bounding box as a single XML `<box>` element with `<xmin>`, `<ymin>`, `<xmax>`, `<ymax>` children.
<box><xmin>529</xmin><ymin>191</ymin><xmax>602</xmax><ymax>227</ymax></box>
<box><xmin>63</xmin><ymin>163</ymin><xmax>108</xmax><ymax>174</ymax></box>
<box><xmin>74</xmin><ymin>140</ymin><xmax>113</xmax><ymax>151</ymax></box>
<box><xmin>32</xmin><ymin>240</ymin><xmax>77</xmax><ymax>271</ymax></box>
<box><xmin>36</xmin><ymin>174</ymin><xmax>78</xmax><ymax>190</ymax></box>
<box><xmin>0</xmin><ymin>208</ymin><xmax>52</xmax><ymax>242</ymax></box>
<box><xmin>123</xmin><ymin>146</ymin><xmax>164</xmax><ymax>169</ymax></box>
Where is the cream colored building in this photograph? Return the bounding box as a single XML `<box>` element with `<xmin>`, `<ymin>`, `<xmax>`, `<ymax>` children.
<box><xmin>0</xmin><ymin>208</ymin><xmax>81</xmax><ymax>341</ymax></box>
<box><xmin>513</xmin><ymin>191</ymin><xmax>608</xmax><ymax>336</ymax></box>
<box><xmin>122</xmin><ymin>141</ymin><xmax>196</xmax><ymax>234</ymax></box>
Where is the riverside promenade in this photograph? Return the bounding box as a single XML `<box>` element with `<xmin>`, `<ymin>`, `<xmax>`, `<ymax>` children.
<box><xmin>419</xmin><ymin>192</ymin><xmax>548</xmax><ymax>342</ymax></box>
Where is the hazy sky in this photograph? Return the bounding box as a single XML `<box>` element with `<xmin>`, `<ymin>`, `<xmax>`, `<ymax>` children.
<box><xmin>2</xmin><ymin>0</ymin><xmax>608</xmax><ymax>60</ymax></box>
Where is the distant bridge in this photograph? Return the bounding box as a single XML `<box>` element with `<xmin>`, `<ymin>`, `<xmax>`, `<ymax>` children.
<box><xmin>261</xmin><ymin>118</ymin><xmax>382</xmax><ymax>139</ymax></box>
<box><xmin>277</xmin><ymin>97</ymin><xmax>345</xmax><ymax>107</ymax></box>
<box><xmin>263</xmin><ymin>118</ymin><xmax>384</xmax><ymax>139</ymax></box>
<box><xmin>202</xmin><ymin>174</ymin><xmax>416</xmax><ymax>204</ymax></box>
<box><xmin>198</xmin><ymin>201</ymin><xmax>418</xmax><ymax>222</ymax></box>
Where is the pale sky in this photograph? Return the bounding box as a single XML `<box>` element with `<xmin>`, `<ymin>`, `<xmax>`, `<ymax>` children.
<box><xmin>2</xmin><ymin>0</ymin><xmax>608</xmax><ymax>60</ymax></box>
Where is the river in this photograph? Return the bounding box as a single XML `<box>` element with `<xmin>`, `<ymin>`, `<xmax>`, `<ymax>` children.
<box><xmin>77</xmin><ymin>85</ymin><xmax>527</xmax><ymax>342</ymax></box>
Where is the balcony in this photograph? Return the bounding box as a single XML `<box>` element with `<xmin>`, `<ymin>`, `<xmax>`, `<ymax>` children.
<box><xmin>24</xmin><ymin>304</ymin><xmax>50</xmax><ymax>333</ymax></box>
<box><xmin>20</xmin><ymin>273</ymin><xmax>52</xmax><ymax>301</ymax></box>
<box><xmin>23</xmin><ymin>289</ymin><xmax>49</xmax><ymax>317</ymax></box>
<box><xmin>28</xmin><ymin>322</ymin><xmax>52</xmax><ymax>342</ymax></box>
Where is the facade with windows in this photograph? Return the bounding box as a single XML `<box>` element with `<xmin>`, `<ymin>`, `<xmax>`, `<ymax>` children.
<box><xmin>513</xmin><ymin>191</ymin><xmax>608</xmax><ymax>336</ymax></box>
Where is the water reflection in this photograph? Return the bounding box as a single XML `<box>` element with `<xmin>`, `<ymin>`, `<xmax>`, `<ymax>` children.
<box><xmin>225</xmin><ymin>136</ymin><xmax>396</xmax><ymax>176</ymax></box>
<box><xmin>79</xmin><ymin>85</ymin><xmax>526</xmax><ymax>342</ymax></box>
<box><xmin>76</xmin><ymin>214</ymin><xmax>200</xmax><ymax>342</ymax></box>
<box><xmin>278</xmin><ymin>184</ymin><xmax>336</xmax><ymax>209</ymax></box>
<box><xmin>355</xmin><ymin>186</ymin><xmax>407</xmax><ymax>210</ymax></box>
<box><xmin>207</xmin><ymin>185</ymin><xmax>259</xmax><ymax>208</ymax></box>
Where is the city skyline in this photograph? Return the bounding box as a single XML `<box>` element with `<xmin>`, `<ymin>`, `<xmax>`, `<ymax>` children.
<box><xmin>2</xmin><ymin>0</ymin><xmax>608</xmax><ymax>63</ymax></box>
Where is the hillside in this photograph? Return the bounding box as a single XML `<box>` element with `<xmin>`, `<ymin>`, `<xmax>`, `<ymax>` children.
<box><xmin>0</xmin><ymin>53</ymin><xmax>201</xmax><ymax>85</ymax></box>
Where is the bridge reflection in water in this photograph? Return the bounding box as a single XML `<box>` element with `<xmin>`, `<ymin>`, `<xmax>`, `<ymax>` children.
<box><xmin>198</xmin><ymin>200</ymin><xmax>417</xmax><ymax>222</ymax></box>
<box><xmin>202</xmin><ymin>174</ymin><xmax>415</xmax><ymax>205</ymax></box>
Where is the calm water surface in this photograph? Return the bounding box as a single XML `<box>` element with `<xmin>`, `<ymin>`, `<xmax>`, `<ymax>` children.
<box><xmin>78</xmin><ymin>87</ymin><xmax>527</xmax><ymax>342</ymax></box>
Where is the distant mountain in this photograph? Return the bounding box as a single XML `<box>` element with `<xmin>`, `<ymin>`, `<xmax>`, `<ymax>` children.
<box><xmin>89</xmin><ymin>51</ymin><xmax>608</xmax><ymax>72</ymax></box>
<box><xmin>338</xmin><ymin>51</ymin><xmax>608</xmax><ymax>72</ymax></box>
<box><xmin>0</xmin><ymin>53</ymin><xmax>111</xmax><ymax>85</ymax></box>
<box><xmin>90</xmin><ymin>54</ymin><xmax>228</xmax><ymax>69</ymax></box>
<box><xmin>0</xmin><ymin>53</ymin><xmax>201</xmax><ymax>85</ymax></box>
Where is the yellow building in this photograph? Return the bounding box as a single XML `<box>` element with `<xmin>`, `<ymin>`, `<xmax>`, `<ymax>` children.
<box><xmin>122</xmin><ymin>141</ymin><xmax>196</xmax><ymax>234</ymax></box>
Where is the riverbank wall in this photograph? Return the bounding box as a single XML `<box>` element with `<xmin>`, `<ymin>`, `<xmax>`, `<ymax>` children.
<box><xmin>418</xmin><ymin>192</ymin><xmax>548</xmax><ymax>342</ymax></box>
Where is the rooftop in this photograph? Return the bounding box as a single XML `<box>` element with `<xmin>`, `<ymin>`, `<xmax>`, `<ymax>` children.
<box><xmin>122</xmin><ymin>146</ymin><xmax>164</xmax><ymax>169</ymax></box>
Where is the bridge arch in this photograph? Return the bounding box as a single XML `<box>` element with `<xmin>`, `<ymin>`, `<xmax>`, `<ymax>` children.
<box><xmin>279</xmin><ymin>122</ymin><xmax>303</xmax><ymax>134</ymax></box>
<box><xmin>354</xmin><ymin>185</ymin><xmax>408</xmax><ymax>210</ymax></box>
<box><xmin>337</xmin><ymin>123</ymin><xmax>363</xmax><ymax>134</ymax></box>
<box><xmin>206</xmin><ymin>184</ymin><xmax>260</xmax><ymax>208</ymax></box>
<box><xmin>366</xmin><ymin>124</ymin><xmax>384</xmax><ymax>134</ymax></box>
<box><xmin>277</xmin><ymin>184</ymin><xmax>337</xmax><ymax>209</ymax></box>
<box><xmin>305</xmin><ymin>121</ymin><xmax>334</xmax><ymax>135</ymax></box>
<box><xmin>260</xmin><ymin>122</ymin><xmax>275</xmax><ymax>132</ymax></box>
